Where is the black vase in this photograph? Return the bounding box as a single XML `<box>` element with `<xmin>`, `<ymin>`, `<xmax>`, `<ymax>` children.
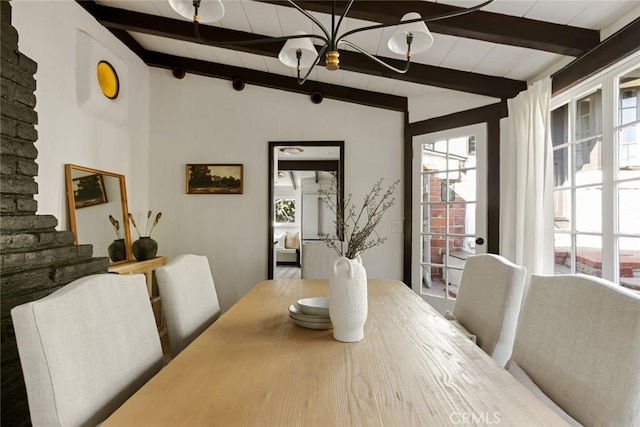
<box><xmin>108</xmin><ymin>238</ymin><xmax>126</xmax><ymax>262</ymax></box>
<box><xmin>132</xmin><ymin>237</ymin><xmax>158</xmax><ymax>261</ymax></box>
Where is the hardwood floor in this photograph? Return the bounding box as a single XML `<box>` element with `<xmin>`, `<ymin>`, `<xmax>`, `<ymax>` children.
<box><xmin>275</xmin><ymin>265</ymin><xmax>301</xmax><ymax>280</ymax></box>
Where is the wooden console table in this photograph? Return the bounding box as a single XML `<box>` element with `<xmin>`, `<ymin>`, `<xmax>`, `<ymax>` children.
<box><xmin>108</xmin><ymin>256</ymin><xmax>170</xmax><ymax>360</ymax></box>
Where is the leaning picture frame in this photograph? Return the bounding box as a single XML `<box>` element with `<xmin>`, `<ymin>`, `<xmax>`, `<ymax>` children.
<box><xmin>186</xmin><ymin>164</ymin><xmax>244</xmax><ymax>194</ymax></box>
<box><xmin>72</xmin><ymin>174</ymin><xmax>108</xmax><ymax>208</ymax></box>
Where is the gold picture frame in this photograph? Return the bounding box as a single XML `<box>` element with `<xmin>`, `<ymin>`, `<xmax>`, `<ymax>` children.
<box><xmin>186</xmin><ymin>164</ymin><xmax>244</xmax><ymax>194</ymax></box>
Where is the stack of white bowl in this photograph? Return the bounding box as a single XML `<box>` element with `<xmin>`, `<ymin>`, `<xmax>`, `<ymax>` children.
<box><xmin>289</xmin><ymin>297</ymin><xmax>332</xmax><ymax>329</ymax></box>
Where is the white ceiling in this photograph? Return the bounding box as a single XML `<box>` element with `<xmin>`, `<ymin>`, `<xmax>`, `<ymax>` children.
<box><xmin>95</xmin><ymin>0</ymin><xmax>640</xmax><ymax>99</ymax></box>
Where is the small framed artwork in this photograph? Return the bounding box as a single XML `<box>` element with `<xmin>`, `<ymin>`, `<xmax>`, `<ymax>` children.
<box><xmin>186</xmin><ymin>164</ymin><xmax>244</xmax><ymax>194</ymax></box>
<box><xmin>72</xmin><ymin>174</ymin><xmax>108</xmax><ymax>208</ymax></box>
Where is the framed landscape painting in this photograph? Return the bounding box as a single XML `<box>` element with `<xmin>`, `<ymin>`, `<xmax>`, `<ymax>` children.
<box><xmin>186</xmin><ymin>164</ymin><xmax>244</xmax><ymax>194</ymax></box>
<box><xmin>72</xmin><ymin>174</ymin><xmax>108</xmax><ymax>208</ymax></box>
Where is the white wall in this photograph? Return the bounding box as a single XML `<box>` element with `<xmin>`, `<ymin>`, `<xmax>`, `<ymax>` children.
<box><xmin>409</xmin><ymin>88</ymin><xmax>498</xmax><ymax>123</ymax></box>
<box><xmin>12</xmin><ymin>0</ymin><xmax>150</xmax><ymax>230</ymax></box>
<box><xmin>148</xmin><ymin>69</ymin><xmax>405</xmax><ymax>311</ymax></box>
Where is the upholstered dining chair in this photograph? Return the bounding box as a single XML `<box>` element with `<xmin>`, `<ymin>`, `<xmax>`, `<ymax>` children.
<box><xmin>11</xmin><ymin>273</ymin><xmax>164</xmax><ymax>427</ymax></box>
<box><xmin>446</xmin><ymin>253</ymin><xmax>527</xmax><ymax>367</ymax></box>
<box><xmin>507</xmin><ymin>274</ymin><xmax>640</xmax><ymax>426</ymax></box>
<box><xmin>156</xmin><ymin>254</ymin><xmax>221</xmax><ymax>357</ymax></box>
<box><xmin>301</xmin><ymin>241</ymin><xmax>343</xmax><ymax>279</ymax></box>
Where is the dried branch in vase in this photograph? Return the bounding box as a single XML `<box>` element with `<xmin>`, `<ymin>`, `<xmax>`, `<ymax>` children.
<box><xmin>319</xmin><ymin>177</ymin><xmax>399</xmax><ymax>260</ymax></box>
<box><xmin>128</xmin><ymin>211</ymin><xmax>162</xmax><ymax>237</ymax></box>
<box><xmin>108</xmin><ymin>214</ymin><xmax>122</xmax><ymax>239</ymax></box>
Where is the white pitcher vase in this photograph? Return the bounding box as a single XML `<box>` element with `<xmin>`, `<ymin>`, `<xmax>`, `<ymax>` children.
<box><xmin>329</xmin><ymin>256</ymin><xmax>368</xmax><ymax>342</ymax></box>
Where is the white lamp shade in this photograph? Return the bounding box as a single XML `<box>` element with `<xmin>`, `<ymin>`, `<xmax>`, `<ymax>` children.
<box><xmin>387</xmin><ymin>12</ymin><xmax>433</xmax><ymax>55</ymax></box>
<box><xmin>168</xmin><ymin>0</ymin><xmax>224</xmax><ymax>23</ymax></box>
<box><xmin>278</xmin><ymin>31</ymin><xmax>318</xmax><ymax>69</ymax></box>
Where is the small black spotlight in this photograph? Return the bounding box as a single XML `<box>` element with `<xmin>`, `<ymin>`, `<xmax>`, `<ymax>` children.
<box><xmin>171</xmin><ymin>67</ymin><xmax>186</xmax><ymax>79</ymax></box>
<box><xmin>310</xmin><ymin>90</ymin><xmax>324</xmax><ymax>104</ymax></box>
<box><xmin>232</xmin><ymin>77</ymin><xmax>245</xmax><ymax>91</ymax></box>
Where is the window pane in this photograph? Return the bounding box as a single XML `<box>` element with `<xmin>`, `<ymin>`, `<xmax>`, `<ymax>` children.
<box><xmin>618</xmin><ymin>67</ymin><xmax>640</xmax><ymax>126</ymax></box>
<box><xmin>618</xmin><ymin>123</ymin><xmax>640</xmax><ymax>175</ymax></box>
<box><xmin>554</xmin><ymin>189</ymin><xmax>571</xmax><ymax>231</ymax></box>
<box><xmin>619</xmin><ymin>179</ymin><xmax>640</xmax><ymax>235</ymax></box>
<box><xmin>575</xmin><ymin>90</ymin><xmax>602</xmax><ymax>139</ymax></box>
<box><xmin>576</xmin><ymin>186</ymin><xmax>602</xmax><ymax>233</ymax></box>
<box><xmin>576</xmin><ymin>234</ymin><xmax>602</xmax><ymax>278</ymax></box>
<box><xmin>620</xmin><ymin>237</ymin><xmax>640</xmax><ymax>291</ymax></box>
<box><xmin>574</xmin><ymin>138</ymin><xmax>602</xmax><ymax>185</ymax></box>
<box><xmin>552</xmin><ymin>104</ymin><xmax>568</xmax><ymax>147</ymax></box>
<box><xmin>554</xmin><ymin>147</ymin><xmax>570</xmax><ymax>188</ymax></box>
<box><xmin>554</xmin><ymin>233</ymin><xmax>572</xmax><ymax>274</ymax></box>
<box><xmin>275</xmin><ymin>198</ymin><xmax>295</xmax><ymax>223</ymax></box>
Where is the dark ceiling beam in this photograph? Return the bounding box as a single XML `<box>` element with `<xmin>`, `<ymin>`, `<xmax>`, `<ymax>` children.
<box><xmin>552</xmin><ymin>17</ymin><xmax>640</xmax><ymax>95</ymax></box>
<box><xmin>142</xmin><ymin>51</ymin><xmax>408</xmax><ymax>112</ymax></box>
<box><xmin>82</xmin><ymin>3</ymin><xmax>525</xmax><ymax>98</ymax></box>
<box><xmin>256</xmin><ymin>0</ymin><xmax>599</xmax><ymax>57</ymax></box>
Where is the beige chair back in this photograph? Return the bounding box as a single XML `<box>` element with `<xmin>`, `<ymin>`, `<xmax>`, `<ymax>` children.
<box><xmin>452</xmin><ymin>253</ymin><xmax>527</xmax><ymax>367</ymax></box>
<box><xmin>11</xmin><ymin>274</ymin><xmax>164</xmax><ymax>427</ymax></box>
<box><xmin>156</xmin><ymin>254</ymin><xmax>221</xmax><ymax>356</ymax></box>
<box><xmin>301</xmin><ymin>241</ymin><xmax>343</xmax><ymax>279</ymax></box>
<box><xmin>510</xmin><ymin>274</ymin><xmax>640</xmax><ymax>426</ymax></box>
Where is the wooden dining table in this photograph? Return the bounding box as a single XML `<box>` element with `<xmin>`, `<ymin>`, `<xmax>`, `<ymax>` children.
<box><xmin>104</xmin><ymin>279</ymin><xmax>567</xmax><ymax>426</ymax></box>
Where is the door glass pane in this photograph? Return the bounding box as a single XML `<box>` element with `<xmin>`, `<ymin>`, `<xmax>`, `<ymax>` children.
<box><xmin>576</xmin><ymin>186</ymin><xmax>602</xmax><ymax>233</ymax></box>
<box><xmin>574</xmin><ymin>138</ymin><xmax>602</xmax><ymax>186</ymax></box>
<box><xmin>619</xmin><ymin>237</ymin><xmax>640</xmax><ymax>291</ymax></box>
<box><xmin>421</xmin><ymin>235</ymin><xmax>441</xmax><ymax>264</ymax></box>
<box><xmin>554</xmin><ymin>233</ymin><xmax>572</xmax><ymax>274</ymax></box>
<box><xmin>576</xmin><ymin>234</ymin><xmax>602</xmax><ymax>278</ymax></box>
<box><xmin>619</xmin><ymin>180</ymin><xmax>640</xmax><ymax>235</ymax></box>
<box><xmin>618</xmin><ymin>124</ymin><xmax>640</xmax><ymax>176</ymax></box>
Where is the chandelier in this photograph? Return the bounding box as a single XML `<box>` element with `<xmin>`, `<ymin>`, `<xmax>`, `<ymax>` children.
<box><xmin>168</xmin><ymin>0</ymin><xmax>495</xmax><ymax>85</ymax></box>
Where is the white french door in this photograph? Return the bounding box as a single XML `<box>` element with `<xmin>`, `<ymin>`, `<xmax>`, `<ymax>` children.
<box><xmin>412</xmin><ymin>123</ymin><xmax>487</xmax><ymax>313</ymax></box>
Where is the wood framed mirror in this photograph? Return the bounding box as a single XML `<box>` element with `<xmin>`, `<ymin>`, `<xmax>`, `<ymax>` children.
<box><xmin>64</xmin><ymin>164</ymin><xmax>132</xmax><ymax>265</ymax></box>
<box><xmin>268</xmin><ymin>141</ymin><xmax>344</xmax><ymax>279</ymax></box>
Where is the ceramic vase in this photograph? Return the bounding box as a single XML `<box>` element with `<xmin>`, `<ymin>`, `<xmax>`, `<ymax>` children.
<box><xmin>132</xmin><ymin>237</ymin><xmax>158</xmax><ymax>261</ymax></box>
<box><xmin>107</xmin><ymin>238</ymin><xmax>126</xmax><ymax>262</ymax></box>
<box><xmin>329</xmin><ymin>256</ymin><xmax>368</xmax><ymax>342</ymax></box>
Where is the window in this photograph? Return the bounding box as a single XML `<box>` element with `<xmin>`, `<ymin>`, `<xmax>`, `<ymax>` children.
<box><xmin>551</xmin><ymin>56</ymin><xmax>640</xmax><ymax>290</ymax></box>
<box><xmin>275</xmin><ymin>198</ymin><xmax>296</xmax><ymax>223</ymax></box>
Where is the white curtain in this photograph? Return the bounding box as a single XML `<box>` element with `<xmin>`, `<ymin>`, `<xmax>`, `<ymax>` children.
<box><xmin>500</xmin><ymin>78</ymin><xmax>554</xmax><ymax>278</ymax></box>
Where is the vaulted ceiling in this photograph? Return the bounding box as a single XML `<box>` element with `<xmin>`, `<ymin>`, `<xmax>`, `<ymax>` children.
<box><xmin>78</xmin><ymin>0</ymin><xmax>640</xmax><ymax>111</ymax></box>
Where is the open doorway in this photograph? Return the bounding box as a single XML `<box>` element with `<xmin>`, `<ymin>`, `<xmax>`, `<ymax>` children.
<box><xmin>267</xmin><ymin>141</ymin><xmax>344</xmax><ymax>279</ymax></box>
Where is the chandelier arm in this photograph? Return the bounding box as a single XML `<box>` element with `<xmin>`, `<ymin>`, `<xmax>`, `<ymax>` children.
<box><xmin>194</xmin><ymin>21</ymin><xmax>328</xmax><ymax>47</ymax></box>
<box><xmin>296</xmin><ymin>43</ymin><xmax>329</xmax><ymax>85</ymax></box>
<box><xmin>287</xmin><ymin>0</ymin><xmax>331</xmax><ymax>43</ymax></box>
<box><xmin>339</xmin><ymin>40</ymin><xmax>410</xmax><ymax>74</ymax></box>
<box><xmin>332</xmin><ymin>0</ymin><xmax>356</xmax><ymax>44</ymax></box>
<box><xmin>336</xmin><ymin>0</ymin><xmax>494</xmax><ymax>45</ymax></box>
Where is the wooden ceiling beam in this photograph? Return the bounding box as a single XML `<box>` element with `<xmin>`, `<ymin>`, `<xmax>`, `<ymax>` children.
<box><xmin>83</xmin><ymin>3</ymin><xmax>525</xmax><ymax>98</ymax></box>
<box><xmin>256</xmin><ymin>0</ymin><xmax>599</xmax><ymax>57</ymax></box>
<box><xmin>141</xmin><ymin>51</ymin><xmax>409</xmax><ymax>112</ymax></box>
<box><xmin>552</xmin><ymin>18</ymin><xmax>640</xmax><ymax>95</ymax></box>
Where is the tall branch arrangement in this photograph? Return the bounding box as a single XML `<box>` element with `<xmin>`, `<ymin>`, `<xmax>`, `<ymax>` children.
<box><xmin>319</xmin><ymin>178</ymin><xmax>399</xmax><ymax>260</ymax></box>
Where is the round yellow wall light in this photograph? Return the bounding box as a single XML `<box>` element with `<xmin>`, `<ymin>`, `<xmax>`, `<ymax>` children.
<box><xmin>97</xmin><ymin>61</ymin><xmax>119</xmax><ymax>99</ymax></box>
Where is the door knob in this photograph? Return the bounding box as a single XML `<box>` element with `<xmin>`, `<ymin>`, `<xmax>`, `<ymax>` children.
<box><xmin>476</xmin><ymin>237</ymin><xmax>484</xmax><ymax>245</ymax></box>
